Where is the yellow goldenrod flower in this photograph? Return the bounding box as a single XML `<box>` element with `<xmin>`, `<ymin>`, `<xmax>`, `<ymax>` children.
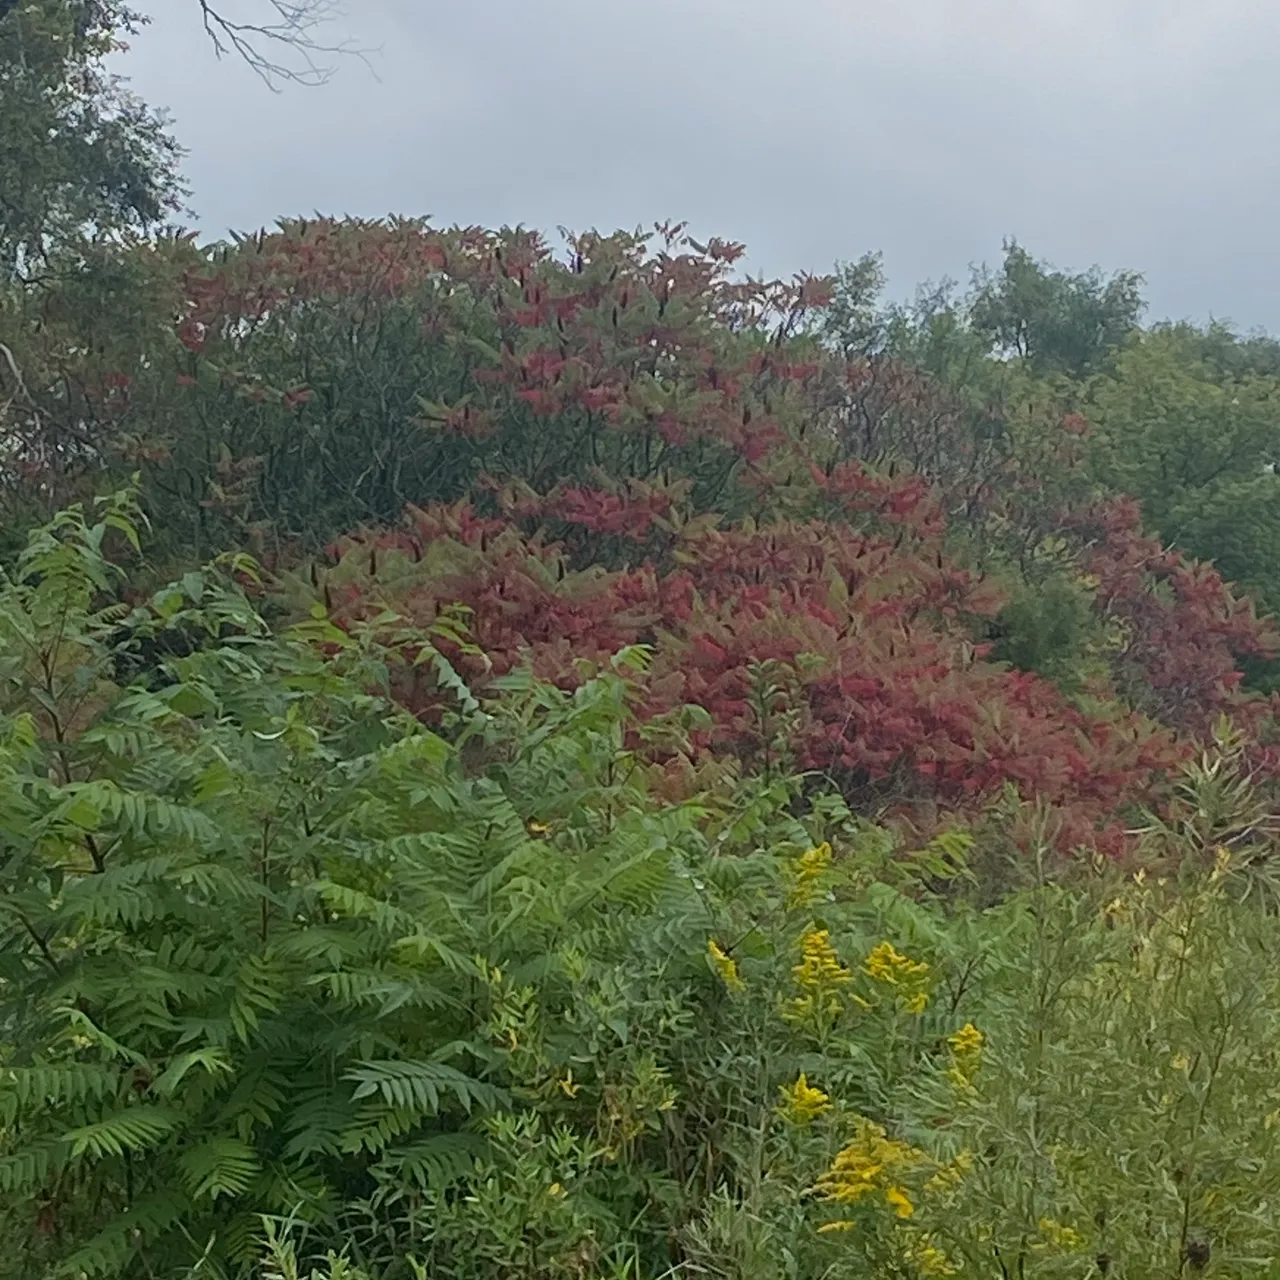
<box><xmin>707</xmin><ymin>939</ymin><xmax>744</xmax><ymax>993</ymax></box>
<box><xmin>783</xmin><ymin>927</ymin><xmax>853</xmax><ymax>1026</ymax></box>
<box><xmin>1033</xmin><ymin>1218</ymin><xmax>1083</xmax><ymax>1252</ymax></box>
<box><xmin>864</xmin><ymin>941</ymin><xmax>930</xmax><ymax>986</ymax></box>
<box><xmin>795</xmin><ymin>928</ymin><xmax>853</xmax><ymax>987</ymax></box>
<box><xmin>812</xmin><ymin>1116</ymin><xmax>926</xmax><ymax>1208</ymax></box>
<box><xmin>798</xmin><ymin>841</ymin><xmax>833</xmax><ymax>872</ymax></box>
<box><xmin>945</xmin><ymin>1025</ymin><xmax>983</xmax><ymax>1092</ymax></box>
<box><xmin>778</xmin><ymin>1073</ymin><xmax>832</xmax><ymax>1125</ymax></box>
<box><xmin>863</xmin><ymin>941</ymin><xmax>931</xmax><ymax>1013</ymax></box>
<box><xmin>919</xmin><ymin>1252</ymin><xmax>955</xmax><ymax>1277</ymax></box>
<box><xmin>787</xmin><ymin>841</ymin><xmax>834</xmax><ymax>909</ymax></box>
<box><xmin>948</xmin><ymin>1023</ymin><xmax>984</xmax><ymax>1057</ymax></box>
<box><xmin>884</xmin><ymin>1185</ymin><xmax>914</xmax><ymax>1218</ymax></box>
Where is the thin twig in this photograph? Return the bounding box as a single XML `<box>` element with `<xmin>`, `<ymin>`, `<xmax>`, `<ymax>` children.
<box><xmin>195</xmin><ymin>0</ymin><xmax>376</xmax><ymax>89</ymax></box>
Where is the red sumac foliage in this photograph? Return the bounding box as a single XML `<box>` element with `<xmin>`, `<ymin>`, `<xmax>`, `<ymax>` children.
<box><xmin>310</xmin><ymin>471</ymin><xmax>1189</xmax><ymax>856</ymax></box>
<box><xmin>1064</xmin><ymin>496</ymin><xmax>1280</xmax><ymax>735</ymax></box>
<box><xmin>160</xmin><ymin>218</ymin><xmax>837</xmax><ymax>553</ymax></box>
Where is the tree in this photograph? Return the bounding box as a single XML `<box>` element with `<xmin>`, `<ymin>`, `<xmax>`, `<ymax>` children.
<box><xmin>968</xmin><ymin>239</ymin><xmax>1144</xmax><ymax>377</ymax></box>
<box><xmin>1150</xmin><ymin>317</ymin><xmax>1280</xmax><ymax>382</ymax></box>
<box><xmin>1083</xmin><ymin>329</ymin><xmax>1280</xmax><ymax>618</ymax></box>
<box><xmin>0</xmin><ymin>0</ymin><xmax>183</xmax><ymax>278</ymax></box>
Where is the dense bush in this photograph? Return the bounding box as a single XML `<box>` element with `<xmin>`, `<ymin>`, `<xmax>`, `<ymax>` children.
<box><xmin>3</xmin><ymin>502</ymin><xmax>1280</xmax><ymax>1279</ymax></box>
<box><xmin>299</xmin><ymin>485</ymin><xmax>1178</xmax><ymax>858</ymax></box>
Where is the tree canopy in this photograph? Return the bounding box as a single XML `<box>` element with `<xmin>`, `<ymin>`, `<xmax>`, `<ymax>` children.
<box><xmin>0</xmin><ymin>0</ymin><xmax>183</xmax><ymax>277</ymax></box>
<box><xmin>968</xmin><ymin>239</ymin><xmax>1145</xmax><ymax>376</ymax></box>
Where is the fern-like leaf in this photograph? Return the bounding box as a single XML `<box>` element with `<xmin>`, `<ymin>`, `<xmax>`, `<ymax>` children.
<box><xmin>180</xmin><ymin>1135</ymin><xmax>263</xmax><ymax>1200</ymax></box>
<box><xmin>374</xmin><ymin>1130</ymin><xmax>487</xmax><ymax>1191</ymax></box>
<box><xmin>344</xmin><ymin>1060</ymin><xmax>505</xmax><ymax>1116</ymax></box>
<box><xmin>64</xmin><ymin>1104</ymin><xmax>181</xmax><ymax>1160</ymax></box>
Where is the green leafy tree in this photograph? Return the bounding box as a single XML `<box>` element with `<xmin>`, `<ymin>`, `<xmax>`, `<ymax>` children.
<box><xmin>1083</xmin><ymin>328</ymin><xmax>1280</xmax><ymax>616</ymax></box>
<box><xmin>969</xmin><ymin>239</ymin><xmax>1144</xmax><ymax>377</ymax></box>
<box><xmin>1150</xmin><ymin>318</ymin><xmax>1280</xmax><ymax>382</ymax></box>
<box><xmin>0</xmin><ymin>0</ymin><xmax>183</xmax><ymax>278</ymax></box>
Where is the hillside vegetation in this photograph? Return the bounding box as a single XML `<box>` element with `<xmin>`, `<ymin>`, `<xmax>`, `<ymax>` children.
<box><xmin>7</xmin><ymin>4</ymin><xmax>1280</xmax><ymax>1277</ymax></box>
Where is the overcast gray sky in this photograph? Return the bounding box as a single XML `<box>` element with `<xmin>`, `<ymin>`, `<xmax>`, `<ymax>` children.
<box><xmin>121</xmin><ymin>0</ymin><xmax>1280</xmax><ymax>330</ymax></box>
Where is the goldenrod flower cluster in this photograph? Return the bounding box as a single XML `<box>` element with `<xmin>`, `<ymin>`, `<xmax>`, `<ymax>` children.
<box><xmin>946</xmin><ymin>1022</ymin><xmax>984</xmax><ymax>1090</ymax></box>
<box><xmin>1032</xmin><ymin>1217</ymin><xmax>1084</xmax><ymax>1252</ymax></box>
<box><xmin>777</xmin><ymin>1072</ymin><xmax>832</xmax><ymax>1125</ymax></box>
<box><xmin>787</xmin><ymin>842</ymin><xmax>833</xmax><ymax>910</ymax></box>
<box><xmin>794</xmin><ymin>928</ymin><xmax>852</xmax><ymax>987</ymax></box>
<box><xmin>864</xmin><ymin>940</ymin><xmax>931</xmax><ymax>1013</ymax></box>
<box><xmin>784</xmin><ymin>927</ymin><xmax>852</xmax><ymax>1026</ymax></box>
<box><xmin>812</xmin><ymin>1116</ymin><xmax>926</xmax><ymax>1223</ymax></box>
<box><xmin>864</xmin><ymin>941</ymin><xmax>928</xmax><ymax>985</ymax></box>
<box><xmin>948</xmin><ymin>1023</ymin><xmax>983</xmax><ymax>1056</ymax></box>
<box><xmin>706</xmin><ymin>939</ymin><xmax>744</xmax><ymax>993</ymax></box>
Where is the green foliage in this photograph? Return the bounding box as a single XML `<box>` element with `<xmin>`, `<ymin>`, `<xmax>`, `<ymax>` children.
<box><xmin>888</xmin><ymin>749</ymin><xmax>1280</xmax><ymax>1278</ymax></box>
<box><xmin>1083</xmin><ymin>328</ymin><xmax>1280</xmax><ymax>617</ymax></box>
<box><xmin>9</xmin><ymin>496</ymin><xmax>1280</xmax><ymax>1278</ymax></box>
<box><xmin>0</xmin><ymin>494</ymin><xmax>932</xmax><ymax>1276</ymax></box>
<box><xmin>1150</xmin><ymin>318</ymin><xmax>1280</xmax><ymax>382</ymax></box>
<box><xmin>969</xmin><ymin>239</ymin><xmax>1145</xmax><ymax>377</ymax></box>
<box><xmin>0</xmin><ymin>0</ymin><xmax>183</xmax><ymax>277</ymax></box>
<box><xmin>7</xmin><ymin>16</ymin><xmax>1280</xmax><ymax>1265</ymax></box>
<box><xmin>0</xmin><ymin>494</ymin><xmax>669</xmax><ymax>1273</ymax></box>
<box><xmin>987</xmin><ymin>567</ymin><xmax>1104</xmax><ymax>691</ymax></box>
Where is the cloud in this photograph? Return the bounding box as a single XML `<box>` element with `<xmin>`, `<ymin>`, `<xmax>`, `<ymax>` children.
<box><xmin>119</xmin><ymin>0</ymin><xmax>1280</xmax><ymax>329</ymax></box>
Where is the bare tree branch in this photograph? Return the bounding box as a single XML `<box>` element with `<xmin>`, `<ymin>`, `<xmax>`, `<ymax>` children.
<box><xmin>195</xmin><ymin>0</ymin><xmax>373</xmax><ymax>88</ymax></box>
